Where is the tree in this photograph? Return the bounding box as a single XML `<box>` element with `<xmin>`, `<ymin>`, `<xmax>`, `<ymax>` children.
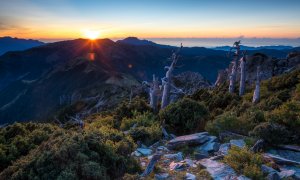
<box><xmin>161</xmin><ymin>44</ymin><xmax>183</xmax><ymax>109</ymax></box>
<box><xmin>239</xmin><ymin>53</ymin><xmax>246</xmax><ymax>96</ymax></box>
<box><xmin>253</xmin><ymin>66</ymin><xmax>261</xmax><ymax>104</ymax></box>
<box><xmin>229</xmin><ymin>41</ymin><xmax>241</xmax><ymax>93</ymax></box>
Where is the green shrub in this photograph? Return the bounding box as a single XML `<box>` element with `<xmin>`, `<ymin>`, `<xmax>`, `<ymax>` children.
<box><xmin>250</xmin><ymin>122</ymin><xmax>292</xmax><ymax>144</ymax></box>
<box><xmin>0</xmin><ymin>128</ymin><xmax>140</xmax><ymax>179</ymax></box>
<box><xmin>205</xmin><ymin>112</ymin><xmax>239</xmax><ymax>135</ymax></box>
<box><xmin>268</xmin><ymin>101</ymin><xmax>300</xmax><ymax>130</ymax></box>
<box><xmin>118</xmin><ymin>112</ymin><xmax>162</xmax><ymax>145</ymax></box>
<box><xmin>113</xmin><ymin>97</ymin><xmax>152</xmax><ymax>129</ymax></box>
<box><xmin>0</xmin><ymin>122</ymin><xmax>58</xmax><ymax>171</ymax></box>
<box><xmin>120</xmin><ymin>112</ymin><xmax>157</xmax><ymax>131</ymax></box>
<box><xmin>159</xmin><ymin>98</ymin><xmax>209</xmax><ymax>135</ymax></box>
<box><xmin>267</xmin><ymin>70</ymin><xmax>300</xmax><ymax>91</ymax></box>
<box><xmin>223</xmin><ymin>147</ymin><xmax>264</xmax><ymax>180</ymax></box>
<box><xmin>128</xmin><ymin>124</ymin><xmax>161</xmax><ymax>146</ymax></box>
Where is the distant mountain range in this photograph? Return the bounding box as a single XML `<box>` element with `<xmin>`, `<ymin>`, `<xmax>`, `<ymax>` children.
<box><xmin>0</xmin><ymin>37</ymin><xmax>45</xmax><ymax>55</ymax></box>
<box><xmin>0</xmin><ymin>37</ymin><xmax>299</xmax><ymax>122</ymax></box>
<box><xmin>213</xmin><ymin>45</ymin><xmax>294</xmax><ymax>51</ymax></box>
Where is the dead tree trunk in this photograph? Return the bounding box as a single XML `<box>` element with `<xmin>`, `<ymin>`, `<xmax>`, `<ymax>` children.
<box><xmin>239</xmin><ymin>55</ymin><xmax>246</xmax><ymax>96</ymax></box>
<box><xmin>215</xmin><ymin>70</ymin><xmax>227</xmax><ymax>87</ymax></box>
<box><xmin>253</xmin><ymin>66</ymin><xmax>261</xmax><ymax>104</ymax></box>
<box><xmin>229</xmin><ymin>41</ymin><xmax>241</xmax><ymax>93</ymax></box>
<box><xmin>161</xmin><ymin>44</ymin><xmax>182</xmax><ymax>109</ymax></box>
<box><xmin>149</xmin><ymin>74</ymin><xmax>160</xmax><ymax>111</ymax></box>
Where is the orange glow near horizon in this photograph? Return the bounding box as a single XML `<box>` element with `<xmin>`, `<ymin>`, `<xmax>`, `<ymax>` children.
<box><xmin>1</xmin><ymin>26</ymin><xmax>300</xmax><ymax>40</ymax></box>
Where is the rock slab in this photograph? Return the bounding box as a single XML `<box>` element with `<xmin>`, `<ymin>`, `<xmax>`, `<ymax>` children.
<box><xmin>166</xmin><ymin>132</ymin><xmax>209</xmax><ymax>149</ymax></box>
<box><xmin>198</xmin><ymin>158</ymin><xmax>237</xmax><ymax>180</ymax></box>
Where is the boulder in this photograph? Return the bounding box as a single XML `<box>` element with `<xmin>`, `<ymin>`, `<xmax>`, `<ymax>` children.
<box><xmin>169</xmin><ymin>161</ymin><xmax>186</xmax><ymax>171</ymax></box>
<box><xmin>198</xmin><ymin>158</ymin><xmax>237</xmax><ymax>179</ymax></box>
<box><xmin>184</xmin><ymin>158</ymin><xmax>197</xmax><ymax>168</ymax></box>
<box><xmin>230</xmin><ymin>139</ymin><xmax>246</xmax><ymax>148</ymax></box>
<box><xmin>155</xmin><ymin>173</ymin><xmax>169</xmax><ymax>180</ymax></box>
<box><xmin>267</xmin><ymin>172</ymin><xmax>280</xmax><ymax>180</ymax></box>
<box><xmin>250</xmin><ymin>139</ymin><xmax>265</xmax><ymax>153</ymax></box>
<box><xmin>278</xmin><ymin>170</ymin><xmax>296</xmax><ymax>179</ymax></box>
<box><xmin>261</xmin><ymin>164</ymin><xmax>278</xmax><ymax>174</ymax></box>
<box><xmin>218</xmin><ymin>143</ymin><xmax>231</xmax><ymax>155</ymax></box>
<box><xmin>136</xmin><ymin>148</ymin><xmax>152</xmax><ymax>156</ymax></box>
<box><xmin>164</xmin><ymin>152</ymin><xmax>184</xmax><ymax>161</ymax></box>
<box><xmin>280</xmin><ymin>165</ymin><xmax>300</xmax><ymax>179</ymax></box>
<box><xmin>166</xmin><ymin>132</ymin><xmax>209</xmax><ymax>150</ymax></box>
<box><xmin>237</xmin><ymin>175</ymin><xmax>251</xmax><ymax>180</ymax></box>
<box><xmin>197</xmin><ymin>136</ymin><xmax>220</xmax><ymax>153</ymax></box>
<box><xmin>157</xmin><ymin>146</ymin><xmax>170</xmax><ymax>153</ymax></box>
<box><xmin>194</xmin><ymin>152</ymin><xmax>209</xmax><ymax>160</ymax></box>
<box><xmin>141</xmin><ymin>154</ymin><xmax>162</xmax><ymax>177</ymax></box>
<box><xmin>186</xmin><ymin>172</ymin><xmax>196</xmax><ymax>180</ymax></box>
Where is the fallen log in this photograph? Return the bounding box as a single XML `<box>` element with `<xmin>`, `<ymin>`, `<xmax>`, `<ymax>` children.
<box><xmin>276</xmin><ymin>145</ymin><xmax>300</xmax><ymax>152</ymax></box>
<box><xmin>263</xmin><ymin>153</ymin><xmax>300</xmax><ymax>166</ymax></box>
<box><xmin>141</xmin><ymin>154</ymin><xmax>162</xmax><ymax>177</ymax></box>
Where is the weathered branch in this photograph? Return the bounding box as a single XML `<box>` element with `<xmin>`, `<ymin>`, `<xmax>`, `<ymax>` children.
<box><xmin>239</xmin><ymin>54</ymin><xmax>246</xmax><ymax>96</ymax></box>
<box><xmin>161</xmin><ymin>44</ymin><xmax>183</xmax><ymax>109</ymax></box>
<box><xmin>253</xmin><ymin>66</ymin><xmax>261</xmax><ymax>104</ymax></box>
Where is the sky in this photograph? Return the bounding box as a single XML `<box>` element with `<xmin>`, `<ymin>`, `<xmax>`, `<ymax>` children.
<box><xmin>0</xmin><ymin>0</ymin><xmax>300</xmax><ymax>41</ymax></box>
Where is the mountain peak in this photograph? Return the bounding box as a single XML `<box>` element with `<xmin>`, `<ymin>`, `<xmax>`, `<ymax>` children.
<box><xmin>0</xmin><ymin>37</ymin><xmax>45</xmax><ymax>56</ymax></box>
<box><xmin>117</xmin><ymin>37</ymin><xmax>157</xmax><ymax>46</ymax></box>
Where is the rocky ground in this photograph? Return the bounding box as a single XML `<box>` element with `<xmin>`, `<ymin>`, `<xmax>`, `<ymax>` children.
<box><xmin>131</xmin><ymin>131</ymin><xmax>300</xmax><ymax>180</ymax></box>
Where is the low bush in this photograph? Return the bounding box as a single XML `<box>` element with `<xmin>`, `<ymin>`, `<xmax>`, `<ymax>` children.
<box><xmin>205</xmin><ymin>112</ymin><xmax>239</xmax><ymax>135</ymax></box>
<box><xmin>119</xmin><ymin>112</ymin><xmax>162</xmax><ymax>145</ymax></box>
<box><xmin>159</xmin><ymin>98</ymin><xmax>209</xmax><ymax>135</ymax></box>
<box><xmin>223</xmin><ymin>147</ymin><xmax>264</xmax><ymax>179</ymax></box>
<box><xmin>0</xmin><ymin>128</ymin><xmax>140</xmax><ymax>179</ymax></box>
<box><xmin>0</xmin><ymin>122</ymin><xmax>58</xmax><ymax>171</ymax></box>
<box><xmin>250</xmin><ymin>122</ymin><xmax>292</xmax><ymax>144</ymax></box>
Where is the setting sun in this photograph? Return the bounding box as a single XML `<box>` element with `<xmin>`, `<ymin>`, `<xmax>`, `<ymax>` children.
<box><xmin>83</xmin><ymin>30</ymin><xmax>100</xmax><ymax>40</ymax></box>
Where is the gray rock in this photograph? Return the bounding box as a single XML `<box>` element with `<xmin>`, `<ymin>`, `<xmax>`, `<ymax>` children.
<box><xmin>157</xmin><ymin>146</ymin><xmax>170</xmax><ymax>152</ymax></box>
<box><xmin>136</xmin><ymin>148</ymin><xmax>152</xmax><ymax>156</ymax></box>
<box><xmin>155</xmin><ymin>173</ymin><xmax>169</xmax><ymax>180</ymax></box>
<box><xmin>261</xmin><ymin>164</ymin><xmax>278</xmax><ymax>174</ymax></box>
<box><xmin>230</xmin><ymin>139</ymin><xmax>246</xmax><ymax>148</ymax></box>
<box><xmin>194</xmin><ymin>152</ymin><xmax>209</xmax><ymax>160</ymax></box>
<box><xmin>141</xmin><ymin>154</ymin><xmax>162</xmax><ymax>177</ymax></box>
<box><xmin>237</xmin><ymin>175</ymin><xmax>251</xmax><ymax>180</ymax></box>
<box><xmin>267</xmin><ymin>172</ymin><xmax>280</xmax><ymax>180</ymax></box>
<box><xmin>185</xmin><ymin>172</ymin><xmax>196</xmax><ymax>180</ymax></box>
<box><xmin>166</xmin><ymin>132</ymin><xmax>209</xmax><ymax>150</ymax></box>
<box><xmin>169</xmin><ymin>161</ymin><xmax>186</xmax><ymax>171</ymax></box>
<box><xmin>250</xmin><ymin>139</ymin><xmax>265</xmax><ymax>153</ymax></box>
<box><xmin>264</xmin><ymin>153</ymin><xmax>300</xmax><ymax>166</ymax></box>
<box><xmin>197</xmin><ymin>136</ymin><xmax>220</xmax><ymax>153</ymax></box>
<box><xmin>133</xmin><ymin>151</ymin><xmax>142</xmax><ymax>157</ymax></box>
<box><xmin>184</xmin><ymin>158</ymin><xmax>196</xmax><ymax>168</ymax></box>
<box><xmin>218</xmin><ymin>143</ymin><xmax>231</xmax><ymax>155</ymax></box>
<box><xmin>280</xmin><ymin>165</ymin><xmax>300</xmax><ymax>179</ymax></box>
<box><xmin>164</xmin><ymin>152</ymin><xmax>184</xmax><ymax>161</ymax></box>
<box><xmin>279</xmin><ymin>169</ymin><xmax>296</xmax><ymax>179</ymax></box>
<box><xmin>268</xmin><ymin>149</ymin><xmax>300</xmax><ymax>163</ymax></box>
<box><xmin>198</xmin><ymin>158</ymin><xmax>237</xmax><ymax>179</ymax></box>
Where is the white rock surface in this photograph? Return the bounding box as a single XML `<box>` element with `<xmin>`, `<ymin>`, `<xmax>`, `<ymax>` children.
<box><xmin>230</xmin><ymin>139</ymin><xmax>246</xmax><ymax>148</ymax></box>
<box><xmin>198</xmin><ymin>158</ymin><xmax>237</xmax><ymax>180</ymax></box>
<box><xmin>185</xmin><ymin>172</ymin><xmax>196</xmax><ymax>180</ymax></box>
<box><xmin>218</xmin><ymin>143</ymin><xmax>231</xmax><ymax>155</ymax></box>
<box><xmin>136</xmin><ymin>148</ymin><xmax>152</xmax><ymax>156</ymax></box>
